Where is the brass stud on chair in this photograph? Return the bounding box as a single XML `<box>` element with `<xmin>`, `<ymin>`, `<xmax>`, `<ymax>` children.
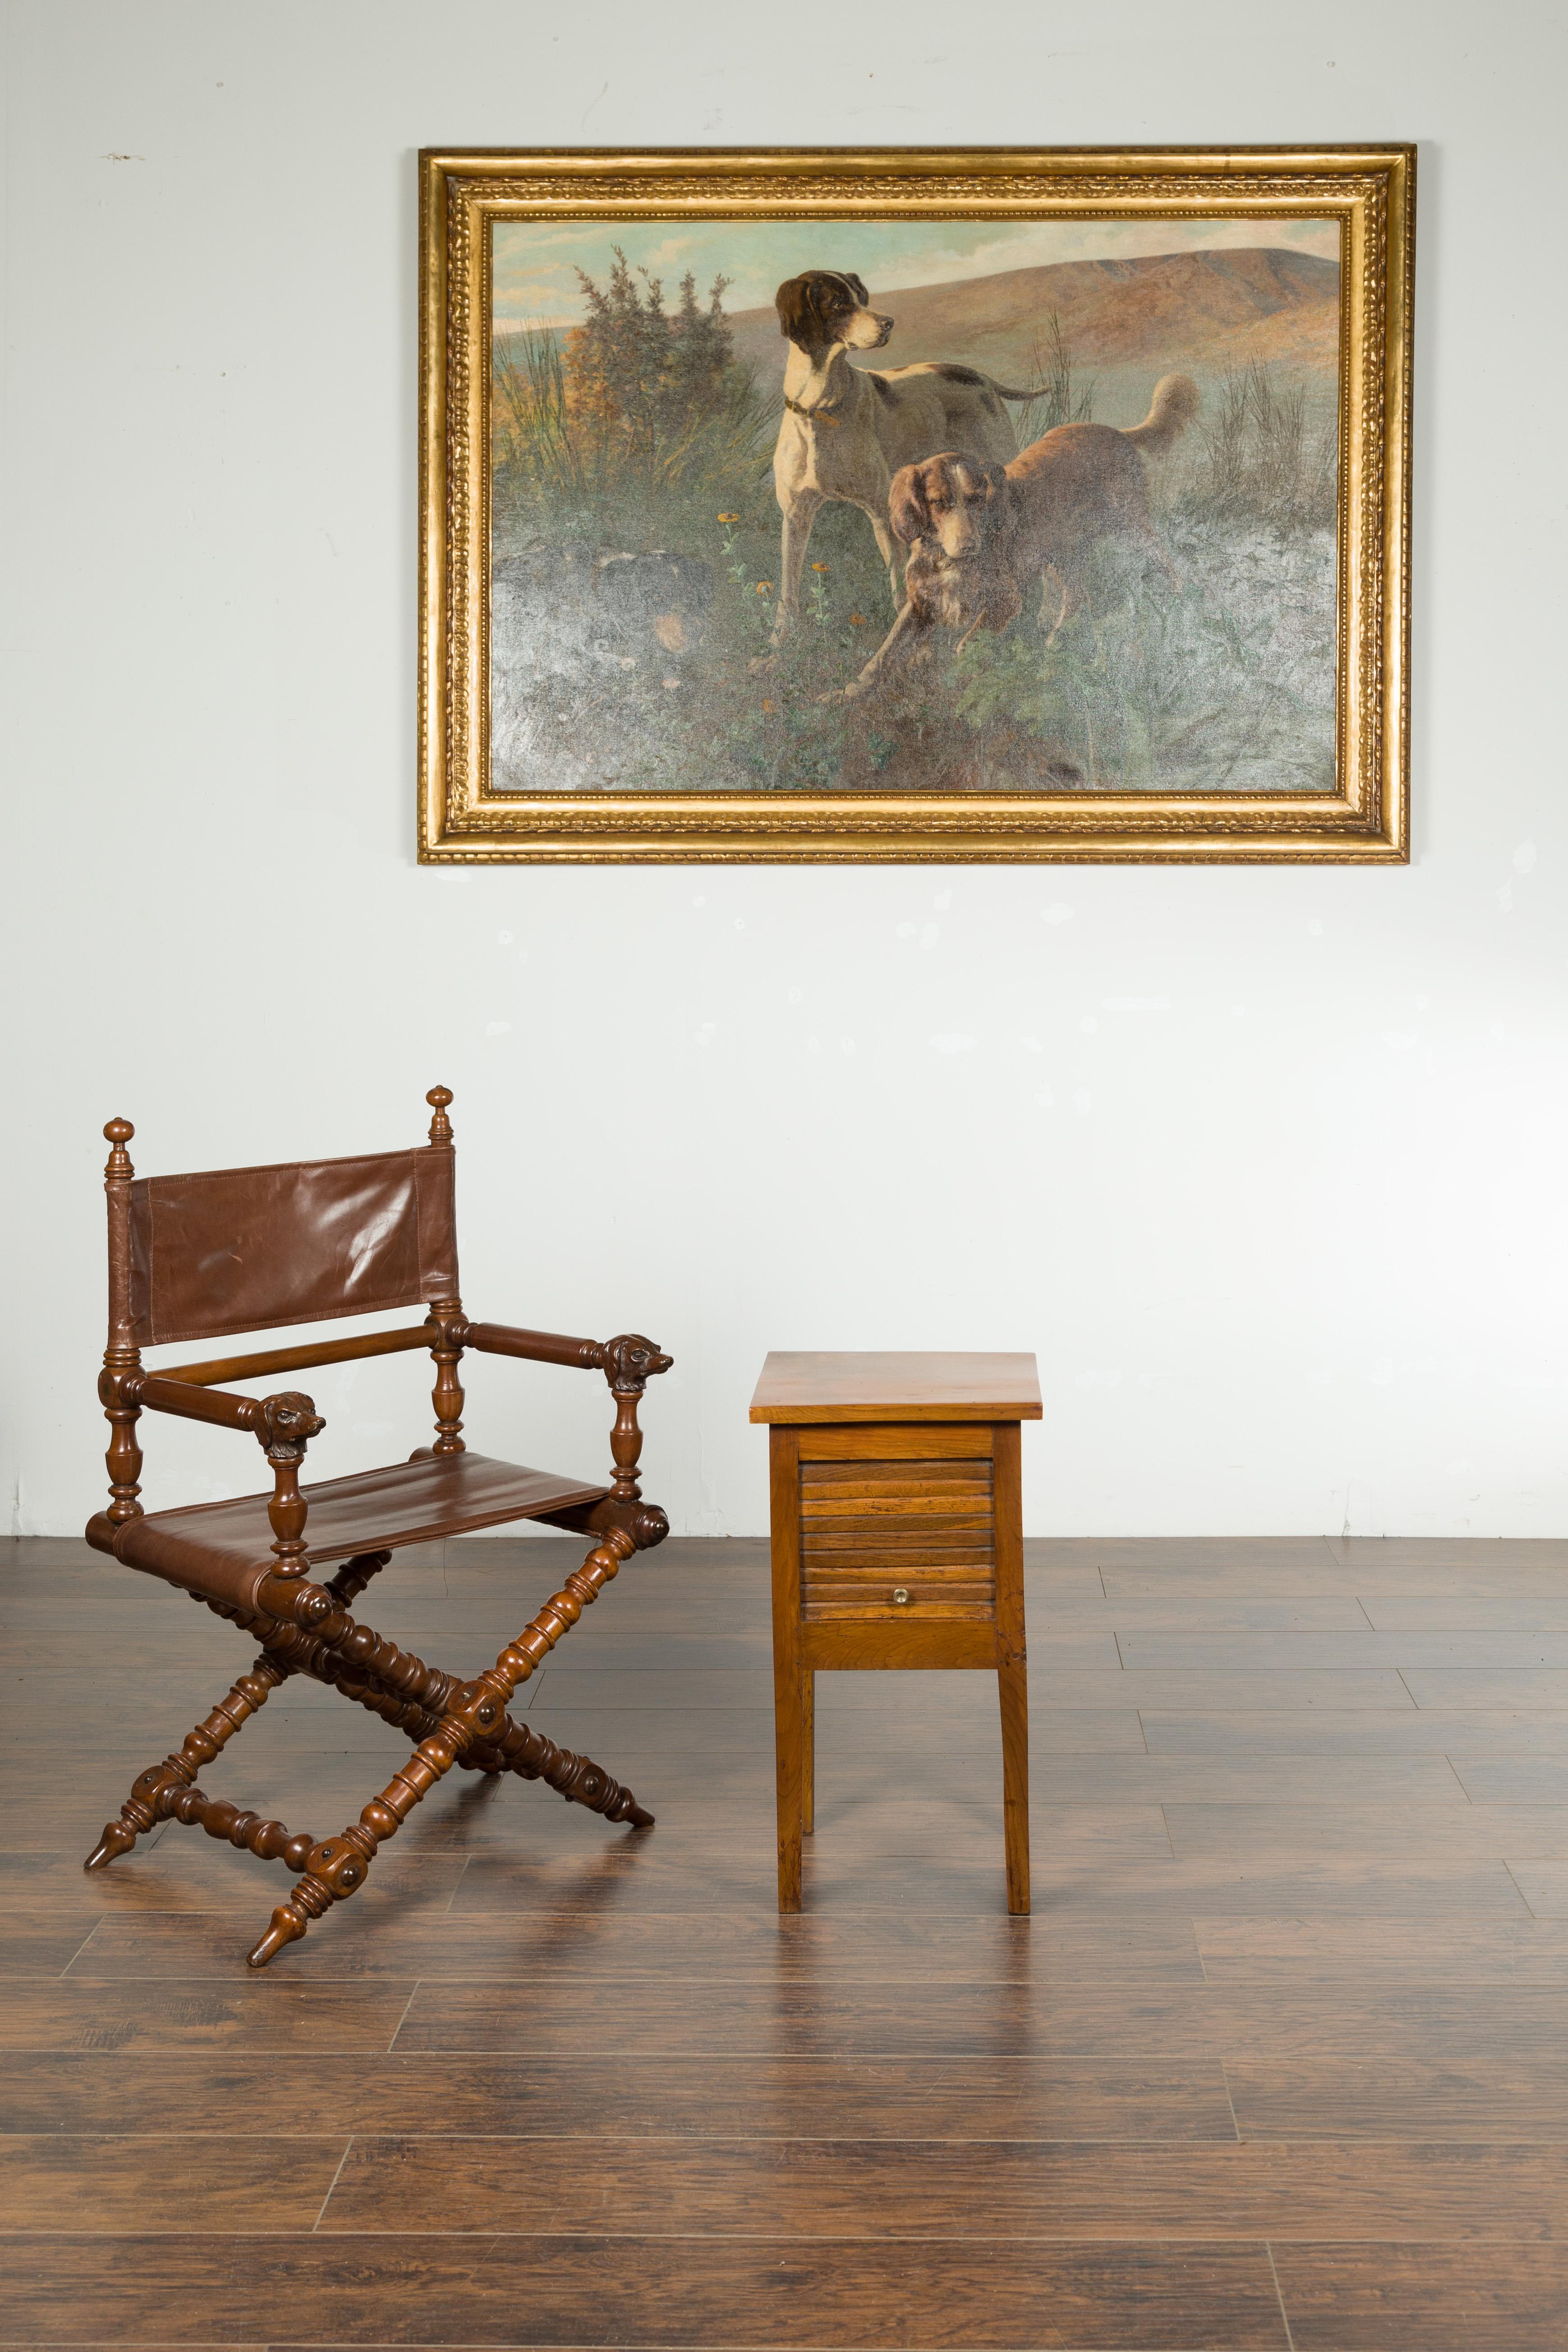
<box><xmin>892</xmin><ymin>1587</ymin><xmax>910</xmax><ymax>1606</ymax></box>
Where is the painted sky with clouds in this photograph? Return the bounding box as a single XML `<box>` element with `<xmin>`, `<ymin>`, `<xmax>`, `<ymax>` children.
<box><xmin>492</xmin><ymin>215</ymin><xmax>1338</xmax><ymax>333</ymax></box>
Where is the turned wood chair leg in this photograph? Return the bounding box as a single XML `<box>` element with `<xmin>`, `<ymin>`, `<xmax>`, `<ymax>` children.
<box><xmin>466</xmin><ymin>1704</ymin><xmax>653</xmax><ymax>1826</ymax></box>
<box><xmin>157</xmin><ymin>1784</ymin><xmax>320</xmax><ymax>1872</ymax></box>
<box><xmin>84</xmin><ymin>1653</ymin><xmax>288</xmax><ymax>1871</ymax></box>
<box><xmin>203</xmin><ymin>1576</ymin><xmax>652</xmax><ymax>1828</ymax></box>
<box><xmin>324</xmin><ymin>1548</ymin><xmax>392</xmax><ymax>1608</ymax></box>
<box><xmin>307</xmin><ymin>1649</ymin><xmax>653</xmax><ymax>1827</ymax></box>
<box><xmin>264</xmin><ymin>1594</ymin><xmax>649</xmax><ymax>1821</ymax></box>
<box><xmin>245</xmin><ymin>1528</ymin><xmax>639</xmax><ymax>1967</ymax></box>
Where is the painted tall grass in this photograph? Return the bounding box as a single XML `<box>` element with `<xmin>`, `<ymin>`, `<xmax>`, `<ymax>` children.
<box><xmin>1175</xmin><ymin>359</ymin><xmax>1338</xmax><ymax>532</ymax></box>
<box><xmin>1011</xmin><ymin>312</ymin><xmax>1097</xmax><ymax>448</ymax></box>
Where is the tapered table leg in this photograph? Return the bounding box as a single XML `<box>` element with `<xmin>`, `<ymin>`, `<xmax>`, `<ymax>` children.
<box><xmin>998</xmin><ymin>1651</ymin><xmax>1030</xmax><ymax>1915</ymax></box>
<box><xmin>770</xmin><ymin>1427</ymin><xmax>804</xmax><ymax>1911</ymax></box>
<box><xmin>993</xmin><ymin>1420</ymin><xmax>1030</xmax><ymax>1915</ymax></box>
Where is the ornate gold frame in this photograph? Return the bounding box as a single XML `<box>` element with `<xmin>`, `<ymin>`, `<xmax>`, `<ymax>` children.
<box><xmin>418</xmin><ymin>146</ymin><xmax>1412</xmax><ymax>865</ymax></box>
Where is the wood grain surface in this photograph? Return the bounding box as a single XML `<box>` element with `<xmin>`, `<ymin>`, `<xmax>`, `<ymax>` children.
<box><xmin>4</xmin><ymin>1528</ymin><xmax>1568</xmax><ymax>2348</ymax></box>
<box><xmin>749</xmin><ymin>1350</ymin><xmax>1043</xmax><ymax>1421</ymax></box>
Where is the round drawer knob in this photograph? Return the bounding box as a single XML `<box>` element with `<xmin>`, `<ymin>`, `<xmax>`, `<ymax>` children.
<box><xmin>892</xmin><ymin>1587</ymin><xmax>911</xmax><ymax>1606</ymax></box>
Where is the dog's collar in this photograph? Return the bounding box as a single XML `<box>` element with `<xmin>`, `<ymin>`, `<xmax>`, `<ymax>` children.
<box><xmin>784</xmin><ymin>393</ymin><xmax>842</xmax><ymax>428</ymax></box>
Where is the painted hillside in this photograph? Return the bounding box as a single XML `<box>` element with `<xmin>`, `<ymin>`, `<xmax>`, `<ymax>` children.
<box><xmin>726</xmin><ymin>246</ymin><xmax>1340</xmax><ymax>417</ymax></box>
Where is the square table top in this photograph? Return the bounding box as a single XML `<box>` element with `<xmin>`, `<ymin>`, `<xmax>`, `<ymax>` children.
<box><xmin>749</xmin><ymin>1350</ymin><xmax>1042</xmax><ymax>1425</ymax></box>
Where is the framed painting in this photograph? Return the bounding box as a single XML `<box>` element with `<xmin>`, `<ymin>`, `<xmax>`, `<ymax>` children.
<box><xmin>418</xmin><ymin>145</ymin><xmax>1412</xmax><ymax>863</ymax></box>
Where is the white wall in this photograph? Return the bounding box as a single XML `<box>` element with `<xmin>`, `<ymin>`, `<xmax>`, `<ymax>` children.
<box><xmin>3</xmin><ymin>0</ymin><xmax>1565</xmax><ymax>1541</ymax></box>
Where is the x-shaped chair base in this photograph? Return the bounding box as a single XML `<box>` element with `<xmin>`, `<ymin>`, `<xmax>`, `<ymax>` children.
<box><xmin>84</xmin><ymin>1528</ymin><xmax>649</xmax><ymax>1967</ymax></box>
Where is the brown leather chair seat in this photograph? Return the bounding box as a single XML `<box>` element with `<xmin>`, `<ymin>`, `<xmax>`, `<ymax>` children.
<box><xmin>107</xmin><ymin>1452</ymin><xmax>610</xmax><ymax>1615</ymax></box>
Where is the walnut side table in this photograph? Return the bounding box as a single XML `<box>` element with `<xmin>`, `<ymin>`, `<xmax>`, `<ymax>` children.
<box><xmin>750</xmin><ymin>1350</ymin><xmax>1041</xmax><ymax>1915</ymax></box>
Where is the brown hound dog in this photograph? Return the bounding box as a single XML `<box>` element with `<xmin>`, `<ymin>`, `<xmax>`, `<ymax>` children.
<box><xmin>755</xmin><ymin>269</ymin><xmax>1044</xmax><ymax>666</ymax></box>
<box><xmin>833</xmin><ymin>374</ymin><xmax>1201</xmax><ymax>700</ymax></box>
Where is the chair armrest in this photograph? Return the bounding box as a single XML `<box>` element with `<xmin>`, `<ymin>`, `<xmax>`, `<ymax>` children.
<box><xmin>95</xmin><ymin>1374</ymin><xmax>324</xmax><ymax>1587</ymax></box>
<box><xmin>462</xmin><ymin>1322</ymin><xmax>674</xmax><ymax>1388</ymax></box>
<box><xmin>459</xmin><ymin>1323</ymin><xmax>671</xmax><ymax>1522</ymax></box>
<box><xmin>119</xmin><ymin>1372</ymin><xmax>326</xmax><ymax>1450</ymax></box>
<box><xmin>462</xmin><ymin>1322</ymin><xmax>607</xmax><ymax>1372</ymax></box>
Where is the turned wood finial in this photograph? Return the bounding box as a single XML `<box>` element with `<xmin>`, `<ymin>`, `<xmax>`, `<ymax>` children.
<box><xmin>426</xmin><ymin>1086</ymin><xmax>454</xmax><ymax>1146</ymax></box>
<box><xmin>103</xmin><ymin>1118</ymin><xmax>135</xmax><ymax>1178</ymax></box>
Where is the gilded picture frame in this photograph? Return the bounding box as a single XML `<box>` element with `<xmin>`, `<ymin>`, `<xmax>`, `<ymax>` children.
<box><xmin>418</xmin><ymin>145</ymin><xmax>1412</xmax><ymax>864</ymax></box>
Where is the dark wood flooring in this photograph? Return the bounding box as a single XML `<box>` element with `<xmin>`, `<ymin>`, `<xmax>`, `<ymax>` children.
<box><xmin>4</xmin><ymin>1530</ymin><xmax>1568</xmax><ymax>2347</ymax></box>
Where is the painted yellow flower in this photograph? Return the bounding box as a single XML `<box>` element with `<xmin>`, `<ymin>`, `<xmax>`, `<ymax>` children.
<box><xmin>811</xmin><ymin>561</ymin><xmax>829</xmax><ymax>573</ymax></box>
<box><xmin>717</xmin><ymin>511</ymin><xmax>739</xmax><ymax>523</ymax></box>
<box><xmin>755</xmin><ymin>581</ymin><xmax>773</xmax><ymax>595</ymax></box>
<box><xmin>762</xmin><ymin>698</ymin><xmax>776</xmax><ymax>714</ymax></box>
<box><xmin>848</xmin><ymin>612</ymin><xmax>867</xmax><ymax>626</ymax></box>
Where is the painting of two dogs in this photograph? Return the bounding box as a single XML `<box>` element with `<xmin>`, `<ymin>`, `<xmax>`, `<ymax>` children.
<box><xmin>485</xmin><ymin>214</ymin><xmax>1341</xmax><ymax>799</ymax></box>
<box><xmin>759</xmin><ymin>267</ymin><xmax>1200</xmax><ymax>703</ymax></box>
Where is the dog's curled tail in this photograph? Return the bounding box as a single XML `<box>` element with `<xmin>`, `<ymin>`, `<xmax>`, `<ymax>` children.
<box><xmin>1121</xmin><ymin>373</ymin><xmax>1201</xmax><ymax>455</ymax></box>
<box><xmin>982</xmin><ymin>376</ymin><xmax>1053</xmax><ymax>403</ymax></box>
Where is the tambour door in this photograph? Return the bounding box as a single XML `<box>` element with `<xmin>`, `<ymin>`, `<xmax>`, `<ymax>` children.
<box><xmin>795</xmin><ymin>1424</ymin><xmax>998</xmax><ymax>1624</ymax></box>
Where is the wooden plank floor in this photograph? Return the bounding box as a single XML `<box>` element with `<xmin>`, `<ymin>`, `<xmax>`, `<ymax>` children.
<box><xmin>4</xmin><ymin>1530</ymin><xmax>1568</xmax><ymax>2348</ymax></box>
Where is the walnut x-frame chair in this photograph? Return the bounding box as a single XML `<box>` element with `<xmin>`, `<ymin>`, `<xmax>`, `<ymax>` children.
<box><xmin>84</xmin><ymin>1087</ymin><xmax>671</xmax><ymax>1968</ymax></box>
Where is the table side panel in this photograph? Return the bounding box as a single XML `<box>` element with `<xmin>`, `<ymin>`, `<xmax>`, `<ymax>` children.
<box><xmin>992</xmin><ymin>1421</ymin><xmax>1027</xmax><ymax>1667</ymax></box>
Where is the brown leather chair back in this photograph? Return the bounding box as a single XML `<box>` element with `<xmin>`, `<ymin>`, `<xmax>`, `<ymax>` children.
<box><xmin>121</xmin><ymin>1148</ymin><xmax>459</xmax><ymax>1349</ymax></box>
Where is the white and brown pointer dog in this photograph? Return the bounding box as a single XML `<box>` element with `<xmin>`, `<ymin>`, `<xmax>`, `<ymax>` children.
<box><xmin>756</xmin><ymin>269</ymin><xmax>1045</xmax><ymax>663</ymax></box>
<box><xmin>832</xmin><ymin>374</ymin><xmax>1201</xmax><ymax>700</ymax></box>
